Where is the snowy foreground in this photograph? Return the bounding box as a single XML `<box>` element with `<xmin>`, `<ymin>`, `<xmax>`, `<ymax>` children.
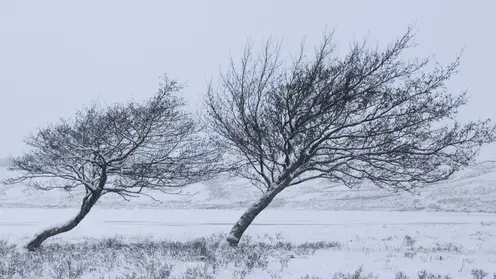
<box><xmin>1</xmin><ymin>209</ymin><xmax>496</xmax><ymax>278</ymax></box>
<box><xmin>2</xmin><ymin>163</ymin><xmax>496</xmax><ymax>278</ymax></box>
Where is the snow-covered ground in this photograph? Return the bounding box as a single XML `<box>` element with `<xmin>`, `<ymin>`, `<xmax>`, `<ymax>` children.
<box><xmin>1</xmin><ymin>209</ymin><xmax>496</xmax><ymax>278</ymax></box>
<box><xmin>2</xmin><ymin>162</ymin><xmax>496</xmax><ymax>277</ymax></box>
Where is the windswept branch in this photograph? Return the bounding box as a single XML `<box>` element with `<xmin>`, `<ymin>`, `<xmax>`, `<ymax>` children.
<box><xmin>203</xmin><ymin>26</ymin><xmax>496</xmax><ymax>246</ymax></box>
<box><xmin>2</xmin><ymin>75</ymin><xmax>226</xmax><ymax>250</ymax></box>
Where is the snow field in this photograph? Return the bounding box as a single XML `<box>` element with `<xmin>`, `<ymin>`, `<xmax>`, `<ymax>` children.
<box><xmin>1</xmin><ymin>209</ymin><xmax>496</xmax><ymax>278</ymax></box>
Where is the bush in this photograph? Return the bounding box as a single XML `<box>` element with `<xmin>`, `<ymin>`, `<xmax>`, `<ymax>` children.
<box><xmin>0</xmin><ymin>234</ymin><xmax>339</xmax><ymax>279</ymax></box>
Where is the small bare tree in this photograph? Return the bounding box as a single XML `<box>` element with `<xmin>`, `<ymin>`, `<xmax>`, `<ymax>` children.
<box><xmin>204</xmin><ymin>28</ymin><xmax>496</xmax><ymax>246</ymax></box>
<box><xmin>3</xmin><ymin>76</ymin><xmax>222</xmax><ymax>250</ymax></box>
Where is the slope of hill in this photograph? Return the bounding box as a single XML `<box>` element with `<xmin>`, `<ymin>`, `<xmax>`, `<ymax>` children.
<box><xmin>1</xmin><ymin>161</ymin><xmax>496</xmax><ymax>212</ymax></box>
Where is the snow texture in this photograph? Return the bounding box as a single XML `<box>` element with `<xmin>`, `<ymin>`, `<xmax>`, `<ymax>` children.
<box><xmin>1</xmin><ymin>163</ymin><xmax>496</xmax><ymax>277</ymax></box>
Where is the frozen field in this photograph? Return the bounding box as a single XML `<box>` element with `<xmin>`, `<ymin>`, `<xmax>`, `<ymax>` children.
<box><xmin>1</xmin><ymin>209</ymin><xmax>496</xmax><ymax>278</ymax></box>
<box><xmin>2</xmin><ymin>164</ymin><xmax>496</xmax><ymax>278</ymax></box>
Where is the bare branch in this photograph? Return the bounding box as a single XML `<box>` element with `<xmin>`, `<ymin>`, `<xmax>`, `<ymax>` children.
<box><xmin>3</xmin><ymin>74</ymin><xmax>225</xmax><ymax>201</ymax></box>
<box><xmin>204</xmin><ymin>26</ymin><xmax>496</xmax><ymax>246</ymax></box>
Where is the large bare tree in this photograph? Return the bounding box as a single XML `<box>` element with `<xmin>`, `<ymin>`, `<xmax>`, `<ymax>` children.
<box><xmin>204</xmin><ymin>28</ymin><xmax>496</xmax><ymax>246</ymax></box>
<box><xmin>3</xmin><ymin>76</ymin><xmax>222</xmax><ymax>250</ymax></box>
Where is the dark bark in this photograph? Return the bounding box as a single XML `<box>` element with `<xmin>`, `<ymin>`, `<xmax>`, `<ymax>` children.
<box><xmin>227</xmin><ymin>184</ymin><xmax>286</xmax><ymax>246</ymax></box>
<box><xmin>25</xmin><ymin>176</ymin><xmax>105</xmax><ymax>251</ymax></box>
<box><xmin>207</xmin><ymin>28</ymin><xmax>496</xmax><ymax>247</ymax></box>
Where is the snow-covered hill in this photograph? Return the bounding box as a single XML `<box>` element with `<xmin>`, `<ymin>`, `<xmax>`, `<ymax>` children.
<box><xmin>2</xmin><ymin>161</ymin><xmax>496</xmax><ymax>212</ymax></box>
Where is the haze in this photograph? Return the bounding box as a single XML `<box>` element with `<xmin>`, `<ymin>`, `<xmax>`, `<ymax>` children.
<box><xmin>1</xmin><ymin>0</ymin><xmax>494</xmax><ymax>158</ymax></box>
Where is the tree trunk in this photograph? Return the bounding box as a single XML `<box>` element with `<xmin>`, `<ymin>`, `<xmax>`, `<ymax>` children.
<box><xmin>25</xmin><ymin>190</ymin><xmax>101</xmax><ymax>251</ymax></box>
<box><xmin>227</xmin><ymin>184</ymin><xmax>286</xmax><ymax>246</ymax></box>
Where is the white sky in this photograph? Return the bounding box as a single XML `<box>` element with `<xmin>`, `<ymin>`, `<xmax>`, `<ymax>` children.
<box><xmin>0</xmin><ymin>1</ymin><xmax>494</xmax><ymax>158</ymax></box>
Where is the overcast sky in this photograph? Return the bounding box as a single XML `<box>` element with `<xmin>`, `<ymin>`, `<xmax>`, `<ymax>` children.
<box><xmin>0</xmin><ymin>1</ymin><xmax>494</xmax><ymax>158</ymax></box>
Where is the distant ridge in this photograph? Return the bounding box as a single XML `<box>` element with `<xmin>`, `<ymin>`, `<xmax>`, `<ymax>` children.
<box><xmin>1</xmin><ymin>160</ymin><xmax>496</xmax><ymax>213</ymax></box>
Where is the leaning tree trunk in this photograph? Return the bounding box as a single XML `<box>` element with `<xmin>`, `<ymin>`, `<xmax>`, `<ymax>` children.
<box><xmin>227</xmin><ymin>184</ymin><xmax>286</xmax><ymax>246</ymax></box>
<box><xmin>25</xmin><ymin>189</ymin><xmax>102</xmax><ymax>251</ymax></box>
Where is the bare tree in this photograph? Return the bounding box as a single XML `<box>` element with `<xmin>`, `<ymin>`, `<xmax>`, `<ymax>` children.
<box><xmin>204</xmin><ymin>28</ymin><xmax>496</xmax><ymax>246</ymax></box>
<box><xmin>3</xmin><ymin>76</ymin><xmax>222</xmax><ymax>250</ymax></box>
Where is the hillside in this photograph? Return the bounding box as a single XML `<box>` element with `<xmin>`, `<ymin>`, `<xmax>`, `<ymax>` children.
<box><xmin>2</xmin><ymin>160</ymin><xmax>496</xmax><ymax>212</ymax></box>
